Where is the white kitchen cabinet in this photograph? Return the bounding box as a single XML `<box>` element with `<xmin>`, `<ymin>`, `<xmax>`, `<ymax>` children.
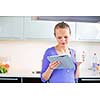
<box><xmin>23</xmin><ymin>17</ymin><xmax>76</xmax><ymax>41</ymax></box>
<box><xmin>0</xmin><ymin>17</ymin><xmax>23</xmax><ymax>40</ymax></box>
<box><xmin>23</xmin><ymin>17</ymin><xmax>55</xmax><ymax>39</ymax></box>
<box><xmin>0</xmin><ymin>77</ymin><xmax>21</xmax><ymax>83</ymax></box>
<box><xmin>67</xmin><ymin>21</ymin><xmax>76</xmax><ymax>41</ymax></box>
<box><xmin>76</xmin><ymin>22</ymin><xmax>100</xmax><ymax>41</ymax></box>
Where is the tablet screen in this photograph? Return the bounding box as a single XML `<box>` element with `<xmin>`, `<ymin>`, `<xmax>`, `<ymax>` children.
<box><xmin>47</xmin><ymin>54</ymin><xmax>75</xmax><ymax>69</ymax></box>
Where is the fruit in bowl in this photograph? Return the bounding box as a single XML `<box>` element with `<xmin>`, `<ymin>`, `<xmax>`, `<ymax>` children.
<box><xmin>0</xmin><ymin>64</ymin><xmax>10</xmax><ymax>73</ymax></box>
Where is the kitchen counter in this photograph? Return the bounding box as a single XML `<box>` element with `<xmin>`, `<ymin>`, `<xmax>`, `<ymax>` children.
<box><xmin>78</xmin><ymin>67</ymin><xmax>100</xmax><ymax>83</ymax></box>
<box><xmin>0</xmin><ymin>66</ymin><xmax>40</xmax><ymax>78</ymax></box>
<box><xmin>79</xmin><ymin>67</ymin><xmax>100</xmax><ymax>78</ymax></box>
<box><xmin>1</xmin><ymin>66</ymin><xmax>100</xmax><ymax>78</ymax></box>
<box><xmin>1</xmin><ymin>64</ymin><xmax>100</xmax><ymax>80</ymax></box>
<box><xmin>0</xmin><ymin>72</ymin><xmax>40</xmax><ymax>78</ymax></box>
<box><xmin>0</xmin><ymin>67</ymin><xmax>42</xmax><ymax>83</ymax></box>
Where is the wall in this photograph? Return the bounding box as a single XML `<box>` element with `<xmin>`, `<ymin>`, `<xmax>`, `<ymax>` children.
<box><xmin>0</xmin><ymin>40</ymin><xmax>100</xmax><ymax>75</ymax></box>
<box><xmin>69</xmin><ymin>41</ymin><xmax>100</xmax><ymax>75</ymax></box>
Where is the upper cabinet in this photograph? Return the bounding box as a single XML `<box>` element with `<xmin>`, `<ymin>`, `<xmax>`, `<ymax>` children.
<box><xmin>23</xmin><ymin>17</ymin><xmax>76</xmax><ymax>41</ymax></box>
<box><xmin>23</xmin><ymin>17</ymin><xmax>55</xmax><ymax>39</ymax></box>
<box><xmin>0</xmin><ymin>16</ymin><xmax>100</xmax><ymax>42</ymax></box>
<box><xmin>76</xmin><ymin>22</ymin><xmax>100</xmax><ymax>41</ymax></box>
<box><xmin>67</xmin><ymin>22</ymin><xmax>76</xmax><ymax>41</ymax></box>
<box><xmin>0</xmin><ymin>17</ymin><xmax>23</xmax><ymax>40</ymax></box>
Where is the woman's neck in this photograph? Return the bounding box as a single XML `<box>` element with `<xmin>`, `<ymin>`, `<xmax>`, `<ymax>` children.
<box><xmin>55</xmin><ymin>44</ymin><xmax>70</xmax><ymax>55</ymax></box>
<box><xmin>56</xmin><ymin>44</ymin><xmax>68</xmax><ymax>50</ymax></box>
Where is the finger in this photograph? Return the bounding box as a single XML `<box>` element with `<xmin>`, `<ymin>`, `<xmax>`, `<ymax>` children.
<box><xmin>54</xmin><ymin>61</ymin><xmax>61</xmax><ymax>67</ymax></box>
<box><xmin>52</xmin><ymin>61</ymin><xmax>60</xmax><ymax>65</ymax></box>
<box><xmin>76</xmin><ymin>62</ymin><xmax>83</xmax><ymax>66</ymax></box>
<box><xmin>51</xmin><ymin>61</ymin><xmax>61</xmax><ymax>68</ymax></box>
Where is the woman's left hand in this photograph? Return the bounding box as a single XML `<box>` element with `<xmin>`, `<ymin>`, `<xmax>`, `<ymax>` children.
<box><xmin>76</xmin><ymin>62</ymin><xmax>83</xmax><ymax>67</ymax></box>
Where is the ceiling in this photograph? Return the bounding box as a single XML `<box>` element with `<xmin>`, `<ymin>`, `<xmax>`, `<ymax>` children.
<box><xmin>35</xmin><ymin>16</ymin><xmax>100</xmax><ymax>23</ymax></box>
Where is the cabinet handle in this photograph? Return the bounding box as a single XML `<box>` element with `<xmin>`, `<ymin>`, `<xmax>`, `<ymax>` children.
<box><xmin>81</xmin><ymin>79</ymin><xmax>100</xmax><ymax>81</ymax></box>
<box><xmin>0</xmin><ymin>78</ymin><xmax>18</xmax><ymax>80</ymax></box>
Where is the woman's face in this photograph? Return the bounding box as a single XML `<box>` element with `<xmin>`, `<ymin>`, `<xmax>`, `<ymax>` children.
<box><xmin>55</xmin><ymin>27</ymin><xmax>71</xmax><ymax>47</ymax></box>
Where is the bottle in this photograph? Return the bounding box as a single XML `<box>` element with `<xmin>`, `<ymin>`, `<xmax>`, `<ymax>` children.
<box><xmin>92</xmin><ymin>53</ymin><xmax>98</xmax><ymax>71</ymax></box>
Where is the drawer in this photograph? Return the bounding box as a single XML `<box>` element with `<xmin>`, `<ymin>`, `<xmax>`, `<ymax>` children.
<box><xmin>22</xmin><ymin>77</ymin><xmax>42</xmax><ymax>83</ymax></box>
<box><xmin>78</xmin><ymin>78</ymin><xmax>100</xmax><ymax>83</ymax></box>
<box><xmin>0</xmin><ymin>77</ymin><xmax>21</xmax><ymax>83</ymax></box>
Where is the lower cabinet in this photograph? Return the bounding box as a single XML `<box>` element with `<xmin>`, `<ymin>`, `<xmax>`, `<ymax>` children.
<box><xmin>22</xmin><ymin>77</ymin><xmax>42</xmax><ymax>83</ymax></box>
<box><xmin>78</xmin><ymin>78</ymin><xmax>100</xmax><ymax>83</ymax></box>
<box><xmin>2</xmin><ymin>77</ymin><xmax>100</xmax><ymax>83</ymax></box>
<box><xmin>0</xmin><ymin>77</ymin><xmax>21</xmax><ymax>83</ymax></box>
<box><xmin>0</xmin><ymin>77</ymin><xmax>42</xmax><ymax>83</ymax></box>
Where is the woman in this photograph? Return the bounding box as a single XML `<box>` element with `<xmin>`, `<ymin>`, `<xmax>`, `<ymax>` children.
<box><xmin>41</xmin><ymin>22</ymin><xmax>82</xmax><ymax>83</ymax></box>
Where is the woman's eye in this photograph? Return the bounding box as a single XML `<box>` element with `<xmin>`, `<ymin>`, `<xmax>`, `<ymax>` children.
<box><xmin>58</xmin><ymin>37</ymin><xmax>62</xmax><ymax>39</ymax></box>
<box><xmin>64</xmin><ymin>36</ymin><xmax>68</xmax><ymax>38</ymax></box>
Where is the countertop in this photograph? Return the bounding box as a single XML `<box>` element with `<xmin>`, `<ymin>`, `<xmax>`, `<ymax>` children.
<box><xmin>1</xmin><ymin>65</ymin><xmax>100</xmax><ymax>78</ymax></box>
<box><xmin>0</xmin><ymin>66</ymin><xmax>40</xmax><ymax>78</ymax></box>
<box><xmin>79</xmin><ymin>67</ymin><xmax>100</xmax><ymax>78</ymax></box>
<box><xmin>0</xmin><ymin>73</ymin><xmax>40</xmax><ymax>78</ymax></box>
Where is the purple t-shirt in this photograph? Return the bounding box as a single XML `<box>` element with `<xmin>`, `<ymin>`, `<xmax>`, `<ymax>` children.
<box><xmin>41</xmin><ymin>47</ymin><xmax>77</xmax><ymax>83</ymax></box>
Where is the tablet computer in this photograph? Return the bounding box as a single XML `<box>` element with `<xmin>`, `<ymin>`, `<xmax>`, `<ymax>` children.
<box><xmin>47</xmin><ymin>54</ymin><xmax>75</xmax><ymax>69</ymax></box>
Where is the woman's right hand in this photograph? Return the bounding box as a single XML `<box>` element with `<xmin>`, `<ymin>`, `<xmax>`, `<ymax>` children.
<box><xmin>49</xmin><ymin>61</ymin><xmax>61</xmax><ymax>70</ymax></box>
<box><xmin>42</xmin><ymin>61</ymin><xmax>61</xmax><ymax>81</ymax></box>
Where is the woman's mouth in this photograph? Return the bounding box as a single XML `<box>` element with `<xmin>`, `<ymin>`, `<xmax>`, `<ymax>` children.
<box><xmin>62</xmin><ymin>43</ymin><xmax>65</xmax><ymax>45</ymax></box>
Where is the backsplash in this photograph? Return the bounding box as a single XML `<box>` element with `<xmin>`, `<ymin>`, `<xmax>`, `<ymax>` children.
<box><xmin>0</xmin><ymin>40</ymin><xmax>100</xmax><ymax>73</ymax></box>
<box><xmin>69</xmin><ymin>42</ymin><xmax>100</xmax><ymax>73</ymax></box>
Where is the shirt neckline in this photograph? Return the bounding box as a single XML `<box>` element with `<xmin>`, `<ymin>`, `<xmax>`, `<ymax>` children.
<box><xmin>53</xmin><ymin>47</ymin><xmax>72</xmax><ymax>56</ymax></box>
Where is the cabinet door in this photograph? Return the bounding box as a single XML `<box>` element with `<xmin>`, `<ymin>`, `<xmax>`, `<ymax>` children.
<box><xmin>0</xmin><ymin>77</ymin><xmax>21</xmax><ymax>83</ymax></box>
<box><xmin>22</xmin><ymin>77</ymin><xmax>42</xmax><ymax>83</ymax></box>
<box><xmin>23</xmin><ymin>17</ymin><xmax>76</xmax><ymax>40</ymax></box>
<box><xmin>23</xmin><ymin>17</ymin><xmax>56</xmax><ymax>39</ymax></box>
<box><xmin>78</xmin><ymin>78</ymin><xmax>100</xmax><ymax>83</ymax></box>
<box><xmin>0</xmin><ymin>17</ymin><xmax>23</xmax><ymax>40</ymax></box>
<box><xmin>76</xmin><ymin>22</ymin><xmax>100</xmax><ymax>41</ymax></box>
<box><xmin>65</xmin><ymin>21</ymin><xmax>76</xmax><ymax>41</ymax></box>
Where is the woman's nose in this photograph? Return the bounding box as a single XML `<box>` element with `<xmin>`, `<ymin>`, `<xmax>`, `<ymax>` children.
<box><xmin>61</xmin><ymin>37</ymin><xmax>66</xmax><ymax>42</ymax></box>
